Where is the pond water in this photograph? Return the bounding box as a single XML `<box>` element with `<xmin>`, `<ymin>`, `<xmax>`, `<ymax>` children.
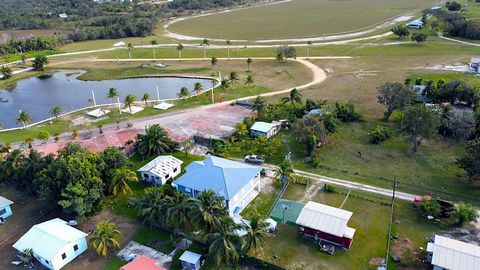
<box><xmin>0</xmin><ymin>70</ymin><xmax>213</xmax><ymax>129</ymax></box>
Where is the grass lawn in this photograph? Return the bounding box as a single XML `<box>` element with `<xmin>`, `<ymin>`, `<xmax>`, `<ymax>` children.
<box><xmin>241</xmin><ymin>185</ymin><xmax>281</xmax><ymax>219</ymax></box>
<box><xmin>103</xmin><ymin>257</ymin><xmax>128</xmax><ymax>270</ymax></box>
<box><xmin>132</xmin><ymin>226</ymin><xmax>177</xmax><ymax>254</ymax></box>
<box><xmin>167</xmin><ymin>0</ymin><xmax>435</xmax><ymax>40</ymax></box>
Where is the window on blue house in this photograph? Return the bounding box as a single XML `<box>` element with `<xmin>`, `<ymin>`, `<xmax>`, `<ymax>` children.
<box><xmin>73</xmin><ymin>244</ymin><xmax>78</xmax><ymax>251</ymax></box>
<box><xmin>61</xmin><ymin>253</ymin><xmax>66</xmax><ymax>260</ymax></box>
<box><xmin>0</xmin><ymin>208</ymin><xmax>6</xmax><ymax>216</ymax></box>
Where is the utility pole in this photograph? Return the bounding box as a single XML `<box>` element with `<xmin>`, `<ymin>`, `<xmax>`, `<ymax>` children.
<box><xmin>385</xmin><ymin>174</ymin><xmax>397</xmax><ymax>269</ymax></box>
<box><xmin>211</xmin><ymin>79</ymin><xmax>215</xmax><ymax>103</ymax></box>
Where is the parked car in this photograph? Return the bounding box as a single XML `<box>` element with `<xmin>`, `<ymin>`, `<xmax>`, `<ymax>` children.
<box><xmin>244</xmin><ymin>155</ymin><xmax>265</xmax><ymax>164</ymax></box>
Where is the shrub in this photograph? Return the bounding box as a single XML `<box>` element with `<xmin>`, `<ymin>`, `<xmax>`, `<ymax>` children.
<box><xmin>334</xmin><ymin>102</ymin><xmax>363</xmax><ymax>122</ymax></box>
<box><xmin>292</xmin><ymin>176</ymin><xmax>309</xmax><ymax>185</ymax></box>
<box><xmin>419</xmin><ymin>199</ymin><xmax>442</xmax><ymax>217</ymax></box>
<box><xmin>368</xmin><ymin>125</ymin><xmax>392</xmax><ymax>144</ymax></box>
<box><xmin>453</xmin><ymin>202</ymin><xmax>478</xmax><ymax>226</ymax></box>
<box><xmin>324</xmin><ymin>183</ymin><xmax>337</xmax><ymax>193</ymax></box>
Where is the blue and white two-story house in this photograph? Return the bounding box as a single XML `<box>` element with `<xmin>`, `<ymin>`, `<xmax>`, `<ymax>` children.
<box><xmin>173</xmin><ymin>156</ymin><xmax>262</xmax><ymax>217</ymax></box>
<box><xmin>0</xmin><ymin>195</ymin><xmax>14</xmax><ymax>222</ymax></box>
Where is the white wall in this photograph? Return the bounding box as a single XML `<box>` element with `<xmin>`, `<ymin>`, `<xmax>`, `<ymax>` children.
<box><xmin>35</xmin><ymin>238</ymin><xmax>87</xmax><ymax>270</ymax></box>
<box><xmin>140</xmin><ymin>165</ymin><xmax>181</xmax><ymax>185</ymax></box>
<box><xmin>228</xmin><ymin>173</ymin><xmax>261</xmax><ymax>216</ymax></box>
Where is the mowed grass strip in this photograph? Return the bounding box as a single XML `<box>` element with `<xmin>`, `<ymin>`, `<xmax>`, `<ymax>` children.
<box><xmin>167</xmin><ymin>0</ymin><xmax>436</xmax><ymax>40</ymax></box>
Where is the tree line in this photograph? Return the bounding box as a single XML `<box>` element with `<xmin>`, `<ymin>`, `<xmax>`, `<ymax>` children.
<box><xmin>433</xmin><ymin>2</ymin><xmax>480</xmax><ymax>40</ymax></box>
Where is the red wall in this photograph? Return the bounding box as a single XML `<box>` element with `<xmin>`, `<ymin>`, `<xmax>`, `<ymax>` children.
<box><xmin>298</xmin><ymin>226</ymin><xmax>353</xmax><ymax>249</ymax></box>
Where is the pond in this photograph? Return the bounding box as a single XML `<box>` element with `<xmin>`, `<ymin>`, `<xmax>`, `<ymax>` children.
<box><xmin>0</xmin><ymin>70</ymin><xmax>213</xmax><ymax>129</ymax></box>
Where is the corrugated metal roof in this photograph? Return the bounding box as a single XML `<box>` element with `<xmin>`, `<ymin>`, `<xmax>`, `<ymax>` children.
<box><xmin>250</xmin><ymin>122</ymin><xmax>276</xmax><ymax>133</ymax></box>
<box><xmin>432</xmin><ymin>235</ymin><xmax>480</xmax><ymax>270</ymax></box>
<box><xmin>138</xmin><ymin>155</ymin><xmax>183</xmax><ymax>178</ymax></box>
<box><xmin>0</xmin><ymin>196</ymin><xmax>13</xmax><ymax>207</ymax></box>
<box><xmin>174</xmin><ymin>156</ymin><xmax>261</xmax><ymax>200</ymax></box>
<box><xmin>13</xmin><ymin>218</ymin><xmax>87</xmax><ymax>260</ymax></box>
<box><xmin>179</xmin><ymin>251</ymin><xmax>201</xmax><ymax>264</ymax></box>
<box><xmin>295</xmin><ymin>201</ymin><xmax>353</xmax><ymax>238</ymax></box>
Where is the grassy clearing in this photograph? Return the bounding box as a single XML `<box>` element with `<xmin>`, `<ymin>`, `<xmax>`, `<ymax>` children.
<box><xmin>167</xmin><ymin>0</ymin><xmax>435</xmax><ymax>40</ymax></box>
<box><xmin>132</xmin><ymin>226</ymin><xmax>177</xmax><ymax>254</ymax></box>
<box><xmin>241</xmin><ymin>186</ymin><xmax>280</xmax><ymax>220</ymax></box>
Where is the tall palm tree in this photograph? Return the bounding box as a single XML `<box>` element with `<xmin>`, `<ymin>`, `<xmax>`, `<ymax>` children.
<box><xmin>245</xmin><ymin>75</ymin><xmax>254</xmax><ymax>86</ymax></box>
<box><xmin>207</xmin><ymin>216</ymin><xmax>244</xmax><ymax>267</ymax></box>
<box><xmin>192</xmin><ymin>190</ymin><xmax>226</xmax><ymax>233</ymax></box>
<box><xmin>201</xmin><ymin>39</ymin><xmax>209</xmax><ymax>60</ymax></box>
<box><xmin>133</xmin><ymin>188</ymin><xmax>168</xmax><ymax>224</ymax></box>
<box><xmin>127</xmin><ymin>43</ymin><xmax>133</xmax><ymax>59</ymax></box>
<box><xmin>142</xmin><ymin>93</ymin><xmax>150</xmax><ymax>107</ymax></box>
<box><xmin>211</xmin><ymin>57</ymin><xmax>218</xmax><ymax>73</ymax></box>
<box><xmin>275</xmin><ymin>52</ymin><xmax>285</xmax><ymax>73</ymax></box>
<box><xmin>107</xmin><ymin>87</ymin><xmax>119</xmax><ymax>107</ymax></box>
<box><xmin>177</xmin><ymin>86</ymin><xmax>190</xmax><ymax>99</ymax></box>
<box><xmin>109</xmin><ymin>167</ymin><xmax>138</xmax><ymax>196</ymax></box>
<box><xmin>194</xmin><ymin>82</ymin><xmax>203</xmax><ymax>97</ymax></box>
<box><xmin>32</xmin><ymin>55</ymin><xmax>48</xmax><ymax>71</ymax></box>
<box><xmin>0</xmin><ymin>65</ymin><xmax>12</xmax><ymax>79</ymax></box>
<box><xmin>176</xmin><ymin>43</ymin><xmax>184</xmax><ymax>61</ymax></box>
<box><xmin>89</xmin><ymin>221</ymin><xmax>122</xmax><ymax>257</ymax></box>
<box><xmin>246</xmin><ymin>58</ymin><xmax>252</xmax><ymax>72</ymax></box>
<box><xmin>282</xmin><ymin>88</ymin><xmax>302</xmax><ymax>105</ymax></box>
<box><xmin>252</xmin><ymin>96</ymin><xmax>266</xmax><ymax>118</ymax></box>
<box><xmin>16</xmin><ymin>110</ymin><xmax>32</xmax><ymax>128</ymax></box>
<box><xmin>243</xmin><ymin>211</ymin><xmax>270</xmax><ymax>254</ymax></box>
<box><xmin>226</xmin><ymin>40</ymin><xmax>231</xmax><ymax>61</ymax></box>
<box><xmin>275</xmin><ymin>160</ymin><xmax>294</xmax><ymax>181</ymax></box>
<box><xmin>0</xmin><ymin>149</ymin><xmax>24</xmax><ymax>182</ymax></box>
<box><xmin>49</xmin><ymin>105</ymin><xmax>62</xmax><ymax>119</ymax></box>
<box><xmin>306</xmin><ymin>41</ymin><xmax>313</xmax><ymax>59</ymax></box>
<box><xmin>134</xmin><ymin>124</ymin><xmax>176</xmax><ymax>158</ymax></box>
<box><xmin>220</xmin><ymin>79</ymin><xmax>230</xmax><ymax>91</ymax></box>
<box><xmin>150</xmin><ymin>39</ymin><xmax>158</xmax><ymax>61</ymax></box>
<box><xmin>229</xmin><ymin>71</ymin><xmax>238</xmax><ymax>83</ymax></box>
<box><xmin>124</xmin><ymin>94</ymin><xmax>137</xmax><ymax>113</ymax></box>
<box><xmin>165</xmin><ymin>190</ymin><xmax>195</xmax><ymax>235</ymax></box>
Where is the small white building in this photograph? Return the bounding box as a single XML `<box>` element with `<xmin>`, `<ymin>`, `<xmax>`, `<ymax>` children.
<box><xmin>250</xmin><ymin>121</ymin><xmax>281</xmax><ymax>139</ymax></box>
<box><xmin>408</xmin><ymin>19</ymin><xmax>424</xmax><ymax>29</ymax></box>
<box><xmin>469</xmin><ymin>57</ymin><xmax>480</xmax><ymax>73</ymax></box>
<box><xmin>58</xmin><ymin>13</ymin><xmax>68</xmax><ymax>19</ymax></box>
<box><xmin>426</xmin><ymin>235</ymin><xmax>480</xmax><ymax>270</ymax></box>
<box><xmin>138</xmin><ymin>155</ymin><xmax>183</xmax><ymax>186</ymax></box>
<box><xmin>13</xmin><ymin>218</ymin><xmax>88</xmax><ymax>270</ymax></box>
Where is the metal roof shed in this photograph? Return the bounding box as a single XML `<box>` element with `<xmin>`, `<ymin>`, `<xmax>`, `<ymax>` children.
<box><xmin>431</xmin><ymin>235</ymin><xmax>480</xmax><ymax>270</ymax></box>
<box><xmin>179</xmin><ymin>251</ymin><xmax>202</xmax><ymax>270</ymax></box>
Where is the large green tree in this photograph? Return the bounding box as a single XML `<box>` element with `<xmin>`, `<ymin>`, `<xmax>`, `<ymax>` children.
<box><xmin>243</xmin><ymin>211</ymin><xmax>270</xmax><ymax>254</ymax></box>
<box><xmin>32</xmin><ymin>55</ymin><xmax>48</xmax><ymax>71</ymax></box>
<box><xmin>165</xmin><ymin>190</ymin><xmax>195</xmax><ymax>235</ymax></box>
<box><xmin>377</xmin><ymin>82</ymin><xmax>414</xmax><ymax>121</ymax></box>
<box><xmin>402</xmin><ymin>104</ymin><xmax>441</xmax><ymax>152</ymax></box>
<box><xmin>458</xmin><ymin>139</ymin><xmax>480</xmax><ymax>180</ymax></box>
<box><xmin>134</xmin><ymin>124</ymin><xmax>177</xmax><ymax>158</ymax></box>
<box><xmin>207</xmin><ymin>216</ymin><xmax>244</xmax><ymax>268</ymax></box>
<box><xmin>192</xmin><ymin>190</ymin><xmax>226</xmax><ymax>233</ymax></box>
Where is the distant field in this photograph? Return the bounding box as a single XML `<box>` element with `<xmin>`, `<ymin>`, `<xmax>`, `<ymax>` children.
<box><xmin>167</xmin><ymin>0</ymin><xmax>436</xmax><ymax>40</ymax></box>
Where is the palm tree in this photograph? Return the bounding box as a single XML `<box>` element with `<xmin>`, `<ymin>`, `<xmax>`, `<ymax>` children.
<box><xmin>150</xmin><ymin>39</ymin><xmax>158</xmax><ymax>61</ymax></box>
<box><xmin>246</xmin><ymin>58</ymin><xmax>252</xmax><ymax>72</ymax></box>
<box><xmin>109</xmin><ymin>167</ymin><xmax>138</xmax><ymax>196</ymax></box>
<box><xmin>0</xmin><ymin>65</ymin><xmax>12</xmax><ymax>80</ymax></box>
<box><xmin>201</xmin><ymin>39</ymin><xmax>209</xmax><ymax>60</ymax></box>
<box><xmin>133</xmin><ymin>187</ymin><xmax>170</xmax><ymax>224</ymax></box>
<box><xmin>245</xmin><ymin>75</ymin><xmax>254</xmax><ymax>86</ymax></box>
<box><xmin>194</xmin><ymin>82</ymin><xmax>203</xmax><ymax>97</ymax></box>
<box><xmin>24</xmin><ymin>137</ymin><xmax>33</xmax><ymax>148</ymax></box>
<box><xmin>107</xmin><ymin>87</ymin><xmax>119</xmax><ymax>107</ymax></box>
<box><xmin>282</xmin><ymin>88</ymin><xmax>302</xmax><ymax>105</ymax></box>
<box><xmin>165</xmin><ymin>190</ymin><xmax>195</xmax><ymax>235</ymax></box>
<box><xmin>220</xmin><ymin>79</ymin><xmax>230</xmax><ymax>91</ymax></box>
<box><xmin>275</xmin><ymin>51</ymin><xmax>285</xmax><ymax>73</ymax></box>
<box><xmin>32</xmin><ymin>55</ymin><xmax>48</xmax><ymax>71</ymax></box>
<box><xmin>211</xmin><ymin>57</ymin><xmax>218</xmax><ymax>73</ymax></box>
<box><xmin>226</xmin><ymin>40</ymin><xmax>231</xmax><ymax>61</ymax></box>
<box><xmin>177</xmin><ymin>87</ymin><xmax>190</xmax><ymax>99</ymax></box>
<box><xmin>142</xmin><ymin>93</ymin><xmax>150</xmax><ymax>107</ymax></box>
<box><xmin>127</xmin><ymin>43</ymin><xmax>133</xmax><ymax>59</ymax></box>
<box><xmin>134</xmin><ymin>124</ymin><xmax>176</xmax><ymax>158</ymax></box>
<box><xmin>49</xmin><ymin>105</ymin><xmax>62</xmax><ymax>119</ymax></box>
<box><xmin>0</xmin><ymin>149</ymin><xmax>24</xmax><ymax>181</ymax></box>
<box><xmin>243</xmin><ymin>211</ymin><xmax>270</xmax><ymax>254</ymax></box>
<box><xmin>275</xmin><ymin>160</ymin><xmax>294</xmax><ymax>182</ymax></box>
<box><xmin>252</xmin><ymin>96</ymin><xmax>266</xmax><ymax>118</ymax></box>
<box><xmin>16</xmin><ymin>110</ymin><xmax>32</xmax><ymax>128</ymax></box>
<box><xmin>72</xmin><ymin>129</ymin><xmax>79</xmax><ymax>140</ymax></box>
<box><xmin>207</xmin><ymin>216</ymin><xmax>244</xmax><ymax>267</ymax></box>
<box><xmin>229</xmin><ymin>71</ymin><xmax>238</xmax><ymax>83</ymax></box>
<box><xmin>306</xmin><ymin>41</ymin><xmax>313</xmax><ymax>59</ymax></box>
<box><xmin>176</xmin><ymin>43</ymin><xmax>184</xmax><ymax>61</ymax></box>
<box><xmin>192</xmin><ymin>190</ymin><xmax>226</xmax><ymax>233</ymax></box>
<box><xmin>124</xmin><ymin>94</ymin><xmax>137</xmax><ymax>113</ymax></box>
<box><xmin>97</xmin><ymin>123</ymin><xmax>103</xmax><ymax>134</ymax></box>
<box><xmin>89</xmin><ymin>221</ymin><xmax>122</xmax><ymax>257</ymax></box>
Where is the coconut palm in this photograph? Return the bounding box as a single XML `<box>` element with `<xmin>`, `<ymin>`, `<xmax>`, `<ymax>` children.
<box><xmin>226</xmin><ymin>40</ymin><xmax>231</xmax><ymax>61</ymax></box>
<box><xmin>274</xmin><ymin>160</ymin><xmax>294</xmax><ymax>181</ymax></box>
<box><xmin>220</xmin><ymin>79</ymin><xmax>230</xmax><ymax>90</ymax></box>
<box><xmin>194</xmin><ymin>82</ymin><xmax>203</xmax><ymax>97</ymax></box>
<box><xmin>142</xmin><ymin>93</ymin><xmax>150</xmax><ymax>107</ymax></box>
<box><xmin>97</xmin><ymin>123</ymin><xmax>103</xmax><ymax>134</ymax></box>
<box><xmin>207</xmin><ymin>216</ymin><xmax>244</xmax><ymax>267</ymax></box>
<box><xmin>49</xmin><ymin>105</ymin><xmax>62</xmax><ymax>119</ymax></box>
<box><xmin>177</xmin><ymin>86</ymin><xmax>190</xmax><ymax>99</ymax></box>
<box><xmin>32</xmin><ymin>55</ymin><xmax>48</xmax><ymax>71</ymax></box>
<box><xmin>124</xmin><ymin>94</ymin><xmax>137</xmax><ymax>113</ymax></box>
<box><xmin>246</xmin><ymin>58</ymin><xmax>252</xmax><ymax>72</ymax></box>
<box><xmin>0</xmin><ymin>65</ymin><xmax>12</xmax><ymax>79</ymax></box>
<box><xmin>275</xmin><ymin>52</ymin><xmax>285</xmax><ymax>73</ymax></box>
<box><xmin>150</xmin><ymin>39</ymin><xmax>158</xmax><ymax>61</ymax></box>
<box><xmin>282</xmin><ymin>88</ymin><xmax>302</xmax><ymax>105</ymax></box>
<box><xmin>107</xmin><ymin>87</ymin><xmax>119</xmax><ymax>107</ymax></box>
<box><xmin>201</xmin><ymin>39</ymin><xmax>209</xmax><ymax>60</ymax></box>
<box><xmin>133</xmin><ymin>187</ymin><xmax>169</xmax><ymax>224</ymax></box>
<box><xmin>127</xmin><ymin>43</ymin><xmax>133</xmax><ymax>59</ymax></box>
<box><xmin>109</xmin><ymin>167</ymin><xmax>138</xmax><ymax>196</ymax></box>
<box><xmin>134</xmin><ymin>124</ymin><xmax>176</xmax><ymax>158</ymax></box>
<box><xmin>245</xmin><ymin>75</ymin><xmax>254</xmax><ymax>86</ymax></box>
<box><xmin>211</xmin><ymin>57</ymin><xmax>218</xmax><ymax>73</ymax></box>
<box><xmin>16</xmin><ymin>110</ymin><xmax>32</xmax><ymax>128</ymax></box>
<box><xmin>72</xmin><ymin>129</ymin><xmax>79</xmax><ymax>140</ymax></box>
<box><xmin>89</xmin><ymin>221</ymin><xmax>122</xmax><ymax>257</ymax></box>
<box><xmin>165</xmin><ymin>190</ymin><xmax>195</xmax><ymax>235</ymax></box>
<box><xmin>24</xmin><ymin>137</ymin><xmax>33</xmax><ymax>148</ymax></box>
<box><xmin>243</xmin><ymin>211</ymin><xmax>270</xmax><ymax>254</ymax></box>
<box><xmin>192</xmin><ymin>190</ymin><xmax>226</xmax><ymax>233</ymax></box>
<box><xmin>176</xmin><ymin>43</ymin><xmax>184</xmax><ymax>61</ymax></box>
<box><xmin>0</xmin><ymin>149</ymin><xmax>24</xmax><ymax>181</ymax></box>
<box><xmin>252</xmin><ymin>96</ymin><xmax>266</xmax><ymax>118</ymax></box>
<box><xmin>229</xmin><ymin>71</ymin><xmax>238</xmax><ymax>83</ymax></box>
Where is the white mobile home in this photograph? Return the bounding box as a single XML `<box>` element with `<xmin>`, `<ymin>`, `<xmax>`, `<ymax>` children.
<box><xmin>250</xmin><ymin>121</ymin><xmax>281</xmax><ymax>139</ymax></box>
<box><xmin>426</xmin><ymin>235</ymin><xmax>480</xmax><ymax>270</ymax></box>
<box><xmin>138</xmin><ymin>155</ymin><xmax>183</xmax><ymax>186</ymax></box>
<box><xmin>408</xmin><ymin>19</ymin><xmax>424</xmax><ymax>29</ymax></box>
<box><xmin>13</xmin><ymin>218</ymin><xmax>88</xmax><ymax>270</ymax></box>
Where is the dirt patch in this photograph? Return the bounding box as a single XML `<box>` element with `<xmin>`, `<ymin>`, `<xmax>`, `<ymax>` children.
<box><xmin>369</xmin><ymin>257</ymin><xmax>384</xmax><ymax>266</ymax></box>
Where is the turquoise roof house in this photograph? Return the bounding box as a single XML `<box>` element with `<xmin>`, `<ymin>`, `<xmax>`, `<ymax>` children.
<box><xmin>0</xmin><ymin>196</ymin><xmax>14</xmax><ymax>222</ymax></box>
<box><xmin>174</xmin><ymin>156</ymin><xmax>262</xmax><ymax>217</ymax></box>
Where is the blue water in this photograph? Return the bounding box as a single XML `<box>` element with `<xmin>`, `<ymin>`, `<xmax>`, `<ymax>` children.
<box><xmin>0</xmin><ymin>70</ymin><xmax>213</xmax><ymax>129</ymax></box>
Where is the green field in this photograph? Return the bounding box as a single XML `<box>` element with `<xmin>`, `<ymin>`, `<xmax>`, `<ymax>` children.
<box><xmin>167</xmin><ymin>0</ymin><xmax>436</xmax><ymax>40</ymax></box>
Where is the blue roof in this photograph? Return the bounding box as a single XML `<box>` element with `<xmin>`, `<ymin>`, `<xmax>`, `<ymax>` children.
<box><xmin>174</xmin><ymin>156</ymin><xmax>261</xmax><ymax>200</ymax></box>
<box><xmin>179</xmin><ymin>250</ymin><xmax>201</xmax><ymax>264</ymax></box>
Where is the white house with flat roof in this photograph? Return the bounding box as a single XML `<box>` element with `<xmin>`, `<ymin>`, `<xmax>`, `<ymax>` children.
<box><xmin>0</xmin><ymin>195</ymin><xmax>13</xmax><ymax>222</ymax></box>
<box><xmin>426</xmin><ymin>235</ymin><xmax>480</xmax><ymax>270</ymax></box>
<box><xmin>13</xmin><ymin>218</ymin><xmax>88</xmax><ymax>270</ymax></box>
<box><xmin>138</xmin><ymin>155</ymin><xmax>183</xmax><ymax>186</ymax></box>
<box><xmin>250</xmin><ymin>121</ymin><xmax>281</xmax><ymax>139</ymax></box>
